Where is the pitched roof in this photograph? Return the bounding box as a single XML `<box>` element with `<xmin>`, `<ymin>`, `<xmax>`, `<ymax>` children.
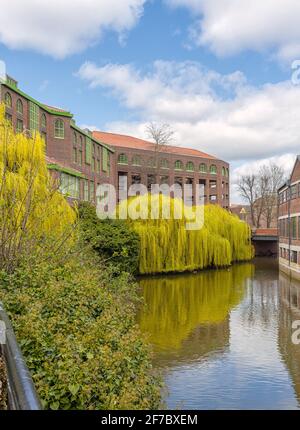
<box><xmin>93</xmin><ymin>131</ymin><xmax>218</xmax><ymax>160</ymax></box>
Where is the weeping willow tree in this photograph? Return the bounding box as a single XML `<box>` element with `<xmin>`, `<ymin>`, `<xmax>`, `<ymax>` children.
<box><xmin>0</xmin><ymin>104</ymin><xmax>77</xmax><ymax>274</ymax></box>
<box><xmin>118</xmin><ymin>194</ymin><xmax>254</xmax><ymax>275</ymax></box>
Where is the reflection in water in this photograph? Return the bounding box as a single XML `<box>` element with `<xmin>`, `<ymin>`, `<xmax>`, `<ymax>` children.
<box><xmin>138</xmin><ymin>264</ymin><xmax>253</xmax><ymax>364</ymax></box>
<box><xmin>278</xmin><ymin>273</ymin><xmax>300</xmax><ymax>404</ymax></box>
<box><xmin>138</xmin><ymin>259</ymin><xmax>300</xmax><ymax>409</ymax></box>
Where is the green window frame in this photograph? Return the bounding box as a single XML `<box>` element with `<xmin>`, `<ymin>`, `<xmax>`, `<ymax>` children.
<box><xmin>175</xmin><ymin>160</ymin><xmax>183</xmax><ymax>170</ymax></box>
<box><xmin>4</xmin><ymin>92</ymin><xmax>12</xmax><ymax>108</ymax></box>
<box><xmin>160</xmin><ymin>159</ymin><xmax>169</xmax><ymax>169</ymax></box>
<box><xmin>200</xmin><ymin>163</ymin><xmax>207</xmax><ymax>173</ymax></box>
<box><xmin>54</xmin><ymin>119</ymin><xmax>64</xmax><ymax>139</ymax></box>
<box><xmin>16</xmin><ymin>99</ymin><xmax>23</xmax><ymax>115</ymax></box>
<box><xmin>29</xmin><ymin>102</ymin><xmax>39</xmax><ymax>132</ymax></box>
<box><xmin>102</xmin><ymin>147</ymin><xmax>108</xmax><ymax>172</ymax></box>
<box><xmin>210</xmin><ymin>165</ymin><xmax>217</xmax><ymax>175</ymax></box>
<box><xmin>85</xmin><ymin>136</ymin><xmax>92</xmax><ymax>164</ymax></box>
<box><xmin>118</xmin><ymin>153</ymin><xmax>128</xmax><ymax>165</ymax></box>
<box><xmin>83</xmin><ymin>180</ymin><xmax>89</xmax><ymax>201</ymax></box>
<box><xmin>59</xmin><ymin>173</ymin><xmax>80</xmax><ymax>199</ymax></box>
<box><xmin>222</xmin><ymin>167</ymin><xmax>226</xmax><ymax>176</ymax></box>
<box><xmin>291</xmin><ymin>217</ymin><xmax>297</xmax><ymax>239</ymax></box>
<box><xmin>132</xmin><ymin>155</ymin><xmax>141</xmax><ymax>166</ymax></box>
<box><xmin>41</xmin><ymin>113</ymin><xmax>47</xmax><ymax>129</ymax></box>
<box><xmin>186</xmin><ymin>161</ymin><xmax>194</xmax><ymax>172</ymax></box>
<box><xmin>90</xmin><ymin>181</ymin><xmax>95</xmax><ymax>202</ymax></box>
<box><xmin>16</xmin><ymin>119</ymin><xmax>23</xmax><ymax>134</ymax></box>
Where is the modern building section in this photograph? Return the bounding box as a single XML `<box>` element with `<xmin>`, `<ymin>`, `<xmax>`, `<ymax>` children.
<box><xmin>93</xmin><ymin>131</ymin><xmax>230</xmax><ymax>208</ymax></box>
<box><xmin>0</xmin><ymin>75</ymin><xmax>115</xmax><ymax>203</ymax></box>
<box><xmin>278</xmin><ymin>155</ymin><xmax>300</xmax><ymax>280</ymax></box>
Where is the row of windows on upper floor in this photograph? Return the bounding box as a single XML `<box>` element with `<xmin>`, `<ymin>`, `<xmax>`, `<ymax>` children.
<box><xmin>117</xmin><ymin>153</ymin><xmax>229</xmax><ymax>176</ymax></box>
<box><xmin>278</xmin><ymin>183</ymin><xmax>300</xmax><ymax>204</ymax></box>
<box><xmin>279</xmin><ymin>217</ymin><xmax>300</xmax><ymax>239</ymax></box>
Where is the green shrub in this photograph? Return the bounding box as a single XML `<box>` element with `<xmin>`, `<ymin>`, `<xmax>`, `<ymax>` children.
<box><xmin>78</xmin><ymin>203</ymin><xmax>140</xmax><ymax>275</ymax></box>
<box><xmin>0</xmin><ymin>254</ymin><xmax>161</xmax><ymax>410</ymax></box>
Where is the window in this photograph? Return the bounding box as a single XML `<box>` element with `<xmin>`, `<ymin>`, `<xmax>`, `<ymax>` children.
<box><xmin>84</xmin><ymin>180</ymin><xmax>89</xmax><ymax>201</ymax></box>
<box><xmin>118</xmin><ymin>153</ymin><xmax>128</xmax><ymax>165</ymax></box>
<box><xmin>4</xmin><ymin>92</ymin><xmax>12</xmax><ymax>108</ymax></box>
<box><xmin>132</xmin><ymin>155</ymin><xmax>142</xmax><ymax>166</ymax></box>
<box><xmin>222</xmin><ymin>167</ymin><xmax>226</xmax><ymax>176</ymax></box>
<box><xmin>73</xmin><ymin>132</ymin><xmax>77</xmax><ymax>146</ymax></box>
<box><xmin>148</xmin><ymin>157</ymin><xmax>156</xmax><ymax>168</ymax></box>
<box><xmin>210</xmin><ymin>195</ymin><xmax>217</xmax><ymax>202</ymax></box>
<box><xmin>291</xmin><ymin>250</ymin><xmax>298</xmax><ymax>264</ymax></box>
<box><xmin>59</xmin><ymin>173</ymin><xmax>80</xmax><ymax>199</ymax></box>
<box><xmin>41</xmin><ymin>132</ymin><xmax>47</xmax><ymax>147</ymax></box>
<box><xmin>102</xmin><ymin>147</ymin><xmax>109</xmax><ymax>172</ymax></box>
<box><xmin>16</xmin><ymin>119</ymin><xmax>23</xmax><ymax>133</ymax></box>
<box><xmin>92</xmin><ymin>156</ymin><xmax>96</xmax><ymax>172</ymax></box>
<box><xmin>210</xmin><ymin>165</ymin><xmax>217</xmax><ymax>175</ymax></box>
<box><xmin>175</xmin><ymin>160</ymin><xmax>183</xmax><ymax>170</ymax></box>
<box><xmin>90</xmin><ymin>181</ymin><xmax>95</xmax><ymax>202</ymax></box>
<box><xmin>226</xmin><ymin>168</ymin><xmax>229</xmax><ymax>177</ymax></box>
<box><xmin>85</xmin><ymin>136</ymin><xmax>91</xmax><ymax>164</ymax></box>
<box><xmin>199</xmin><ymin>163</ymin><xmax>207</xmax><ymax>173</ymax></box>
<box><xmin>41</xmin><ymin>113</ymin><xmax>47</xmax><ymax>129</ymax></box>
<box><xmin>291</xmin><ymin>185</ymin><xmax>297</xmax><ymax>199</ymax></box>
<box><xmin>54</xmin><ymin>119</ymin><xmax>64</xmax><ymax>139</ymax></box>
<box><xmin>291</xmin><ymin>217</ymin><xmax>297</xmax><ymax>239</ymax></box>
<box><xmin>160</xmin><ymin>159</ymin><xmax>169</xmax><ymax>169</ymax></box>
<box><xmin>73</xmin><ymin>147</ymin><xmax>77</xmax><ymax>163</ymax></box>
<box><xmin>97</xmin><ymin>159</ymin><xmax>101</xmax><ymax>173</ymax></box>
<box><xmin>29</xmin><ymin>102</ymin><xmax>39</xmax><ymax>132</ymax></box>
<box><xmin>16</xmin><ymin>99</ymin><xmax>23</xmax><ymax>115</ymax></box>
<box><xmin>186</xmin><ymin>161</ymin><xmax>194</xmax><ymax>172</ymax></box>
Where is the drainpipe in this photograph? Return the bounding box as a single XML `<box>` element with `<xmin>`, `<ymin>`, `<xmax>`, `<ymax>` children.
<box><xmin>0</xmin><ymin>303</ymin><xmax>42</xmax><ymax>410</ymax></box>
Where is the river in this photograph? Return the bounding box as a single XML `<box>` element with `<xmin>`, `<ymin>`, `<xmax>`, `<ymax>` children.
<box><xmin>137</xmin><ymin>258</ymin><xmax>300</xmax><ymax>410</ymax></box>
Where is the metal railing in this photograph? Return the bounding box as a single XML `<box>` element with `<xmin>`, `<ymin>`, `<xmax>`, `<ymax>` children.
<box><xmin>0</xmin><ymin>302</ymin><xmax>42</xmax><ymax>410</ymax></box>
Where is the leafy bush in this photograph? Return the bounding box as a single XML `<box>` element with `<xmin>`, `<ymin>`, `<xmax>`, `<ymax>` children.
<box><xmin>0</xmin><ymin>253</ymin><xmax>161</xmax><ymax>410</ymax></box>
<box><xmin>78</xmin><ymin>203</ymin><xmax>140</xmax><ymax>275</ymax></box>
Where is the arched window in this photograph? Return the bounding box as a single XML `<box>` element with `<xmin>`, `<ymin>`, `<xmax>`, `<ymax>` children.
<box><xmin>148</xmin><ymin>157</ymin><xmax>156</xmax><ymax>168</ymax></box>
<box><xmin>222</xmin><ymin>167</ymin><xmax>226</xmax><ymax>176</ymax></box>
<box><xmin>41</xmin><ymin>113</ymin><xmax>47</xmax><ymax>129</ymax></box>
<box><xmin>16</xmin><ymin>99</ymin><xmax>23</xmax><ymax>115</ymax></box>
<box><xmin>118</xmin><ymin>153</ymin><xmax>128</xmax><ymax>164</ymax></box>
<box><xmin>54</xmin><ymin>119</ymin><xmax>64</xmax><ymax>139</ymax></box>
<box><xmin>226</xmin><ymin>168</ymin><xmax>229</xmax><ymax>177</ymax></box>
<box><xmin>186</xmin><ymin>161</ymin><xmax>194</xmax><ymax>172</ymax></box>
<box><xmin>210</xmin><ymin>165</ymin><xmax>217</xmax><ymax>175</ymax></box>
<box><xmin>160</xmin><ymin>159</ymin><xmax>169</xmax><ymax>169</ymax></box>
<box><xmin>199</xmin><ymin>163</ymin><xmax>207</xmax><ymax>173</ymax></box>
<box><xmin>73</xmin><ymin>132</ymin><xmax>77</xmax><ymax>146</ymax></box>
<box><xmin>175</xmin><ymin>160</ymin><xmax>183</xmax><ymax>170</ymax></box>
<box><xmin>132</xmin><ymin>155</ymin><xmax>141</xmax><ymax>166</ymax></box>
<box><xmin>4</xmin><ymin>92</ymin><xmax>12</xmax><ymax>108</ymax></box>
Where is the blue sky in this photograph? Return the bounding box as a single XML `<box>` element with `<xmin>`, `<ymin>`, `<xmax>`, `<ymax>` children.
<box><xmin>0</xmin><ymin>0</ymin><xmax>300</xmax><ymax>201</ymax></box>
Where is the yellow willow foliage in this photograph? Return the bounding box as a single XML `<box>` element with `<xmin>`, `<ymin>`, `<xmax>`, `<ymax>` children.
<box><xmin>138</xmin><ymin>263</ymin><xmax>254</xmax><ymax>352</ymax></box>
<box><xmin>0</xmin><ymin>104</ymin><xmax>77</xmax><ymax>272</ymax></box>
<box><xmin>118</xmin><ymin>194</ymin><xmax>254</xmax><ymax>274</ymax></box>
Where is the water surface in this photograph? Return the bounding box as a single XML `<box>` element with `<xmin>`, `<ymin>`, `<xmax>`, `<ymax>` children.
<box><xmin>137</xmin><ymin>259</ymin><xmax>300</xmax><ymax>409</ymax></box>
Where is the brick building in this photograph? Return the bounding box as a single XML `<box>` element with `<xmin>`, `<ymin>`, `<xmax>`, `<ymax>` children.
<box><xmin>278</xmin><ymin>155</ymin><xmax>300</xmax><ymax>280</ymax></box>
<box><xmin>0</xmin><ymin>74</ymin><xmax>230</xmax><ymax>208</ymax></box>
<box><xmin>93</xmin><ymin>131</ymin><xmax>230</xmax><ymax>208</ymax></box>
<box><xmin>0</xmin><ymin>75</ymin><xmax>115</xmax><ymax>203</ymax></box>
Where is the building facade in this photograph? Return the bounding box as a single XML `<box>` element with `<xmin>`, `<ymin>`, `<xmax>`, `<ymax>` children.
<box><xmin>278</xmin><ymin>156</ymin><xmax>300</xmax><ymax>280</ymax></box>
<box><xmin>93</xmin><ymin>131</ymin><xmax>230</xmax><ymax>208</ymax></box>
<box><xmin>0</xmin><ymin>74</ymin><xmax>230</xmax><ymax>208</ymax></box>
<box><xmin>0</xmin><ymin>75</ymin><xmax>115</xmax><ymax>203</ymax></box>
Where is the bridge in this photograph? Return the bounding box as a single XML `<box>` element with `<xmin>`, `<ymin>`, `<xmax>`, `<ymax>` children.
<box><xmin>251</xmin><ymin>228</ymin><xmax>278</xmax><ymax>257</ymax></box>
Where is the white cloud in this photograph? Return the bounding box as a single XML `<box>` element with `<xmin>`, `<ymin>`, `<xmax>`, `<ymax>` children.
<box><xmin>78</xmin><ymin>60</ymin><xmax>300</xmax><ymax>162</ymax></box>
<box><xmin>0</xmin><ymin>0</ymin><xmax>146</xmax><ymax>58</ymax></box>
<box><xmin>166</xmin><ymin>0</ymin><xmax>300</xmax><ymax>62</ymax></box>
